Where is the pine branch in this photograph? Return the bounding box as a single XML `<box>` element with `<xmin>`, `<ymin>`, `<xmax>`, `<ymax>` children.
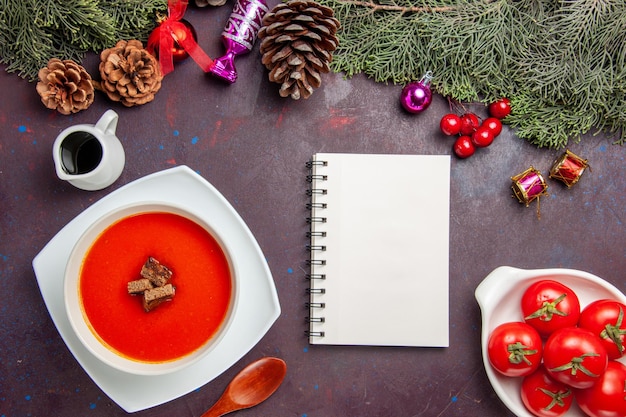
<box><xmin>334</xmin><ymin>0</ymin><xmax>460</xmax><ymax>14</ymax></box>
<box><xmin>0</xmin><ymin>0</ymin><xmax>167</xmax><ymax>81</ymax></box>
<box><xmin>107</xmin><ymin>0</ymin><xmax>167</xmax><ymax>43</ymax></box>
<box><xmin>37</xmin><ymin>0</ymin><xmax>116</xmax><ymax>51</ymax></box>
<box><xmin>0</xmin><ymin>0</ymin><xmax>61</xmax><ymax>79</ymax></box>
<box><xmin>320</xmin><ymin>0</ymin><xmax>626</xmax><ymax>148</ymax></box>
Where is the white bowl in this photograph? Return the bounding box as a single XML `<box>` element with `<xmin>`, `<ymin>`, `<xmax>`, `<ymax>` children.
<box><xmin>475</xmin><ymin>266</ymin><xmax>626</xmax><ymax>417</ymax></box>
<box><xmin>64</xmin><ymin>201</ymin><xmax>237</xmax><ymax>376</ymax></box>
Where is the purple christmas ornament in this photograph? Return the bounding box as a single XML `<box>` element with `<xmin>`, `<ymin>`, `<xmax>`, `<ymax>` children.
<box><xmin>209</xmin><ymin>0</ymin><xmax>269</xmax><ymax>83</ymax></box>
<box><xmin>400</xmin><ymin>71</ymin><xmax>433</xmax><ymax>114</ymax></box>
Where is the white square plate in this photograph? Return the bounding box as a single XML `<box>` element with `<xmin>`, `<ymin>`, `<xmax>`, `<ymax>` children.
<box><xmin>33</xmin><ymin>166</ymin><xmax>281</xmax><ymax>412</ymax></box>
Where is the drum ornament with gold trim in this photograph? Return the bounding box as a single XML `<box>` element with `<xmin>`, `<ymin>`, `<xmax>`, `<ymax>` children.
<box><xmin>549</xmin><ymin>150</ymin><xmax>589</xmax><ymax>188</ymax></box>
<box><xmin>511</xmin><ymin>166</ymin><xmax>548</xmax><ymax>207</ymax></box>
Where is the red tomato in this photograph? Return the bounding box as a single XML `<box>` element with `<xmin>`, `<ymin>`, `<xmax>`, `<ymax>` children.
<box><xmin>543</xmin><ymin>327</ymin><xmax>608</xmax><ymax>389</ymax></box>
<box><xmin>489</xmin><ymin>98</ymin><xmax>511</xmax><ymax>119</ymax></box>
<box><xmin>440</xmin><ymin>114</ymin><xmax>462</xmax><ymax>136</ymax></box>
<box><xmin>459</xmin><ymin>113</ymin><xmax>480</xmax><ymax>135</ymax></box>
<box><xmin>453</xmin><ymin>135</ymin><xmax>475</xmax><ymax>158</ymax></box>
<box><xmin>521</xmin><ymin>366</ymin><xmax>573</xmax><ymax>417</ymax></box>
<box><xmin>487</xmin><ymin>321</ymin><xmax>543</xmax><ymax>377</ymax></box>
<box><xmin>471</xmin><ymin>126</ymin><xmax>495</xmax><ymax>148</ymax></box>
<box><xmin>575</xmin><ymin>360</ymin><xmax>626</xmax><ymax>417</ymax></box>
<box><xmin>521</xmin><ymin>280</ymin><xmax>581</xmax><ymax>337</ymax></box>
<box><xmin>482</xmin><ymin>117</ymin><xmax>502</xmax><ymax>136</ymax></box>
<box><xmin>579</xmin><ymin>299</ymin><xmax>626</xmax><ymax>360</ymax></box>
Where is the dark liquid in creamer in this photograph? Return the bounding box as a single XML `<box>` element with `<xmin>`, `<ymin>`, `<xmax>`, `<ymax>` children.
<box><xmin>60</xmin><ymin>132</ymin><xmax>103</xmax><ymax>174</ymax></box>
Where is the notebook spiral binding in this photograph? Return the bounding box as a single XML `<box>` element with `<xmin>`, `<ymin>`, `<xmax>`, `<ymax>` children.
<box><xmin>306</xmin><ymin>160</ymin><xmax>328</xmax><ymax>168</ymax></box>
<box><xmin>305</xmin><ymin>158</ymin><xmax>328</xmax><ymax>338</ymax></box>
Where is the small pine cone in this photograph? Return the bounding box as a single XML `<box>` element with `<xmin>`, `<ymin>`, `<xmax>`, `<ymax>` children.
<box><xmin>258</xmin><ymin>0</ymin><xmax>340</xmax><ymax>100</ymax></box>
<box><xmin>96</xmin><ymin>40</ymin><xmax>163</xmax><ymax>107</ymax></box>
<box><xmin>36</xmin><ymin>58</ymin><xmax>95</xmax><ymax>115</ymax></box>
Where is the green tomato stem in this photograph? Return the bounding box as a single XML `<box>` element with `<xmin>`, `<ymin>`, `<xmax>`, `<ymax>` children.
<box><xmin>525</xmin><ymin>293</ymin><xmax>569</xmax><ymax>321</ymax></box>
<box><xmin>549</xmin><ymin>352</ymin><xmax>600</xmax><ymax>378</ymax></box>
<box><xmin>507</xmin><ymin>342</ymin><xmax>538</xmax><ymax>365</ymax></box>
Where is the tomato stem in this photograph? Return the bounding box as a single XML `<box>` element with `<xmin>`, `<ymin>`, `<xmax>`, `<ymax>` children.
<box><xmin>507</xmin><ymin>342</ymin><xmax>538</xmax><ymax>365</ymax></box>
<box><xmin>537</xmin><ymin>387</ymin><xmax>572</xmax><ymax>411</ymax></box>
<box><xmin>549</xmin><ymin>352</ymin><xmax>601</xmax><ymax>377</ymax></box>
<box><xmin>525</xmin><ymin>293</ymin><xmax>569</xmax><ymax>321</ymax></box>
<box><xmin>600</xmin><ymin>305</ymin><xmax>626</xmax><ymax>354</ymax></box>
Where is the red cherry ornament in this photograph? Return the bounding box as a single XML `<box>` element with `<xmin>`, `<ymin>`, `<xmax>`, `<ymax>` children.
<box><xmin>459</xmin><ymin>113</ymin><xmax>480</xmax><ymax>135</ymax></box>
<box><xmin>471</xmin><ymin>126</ymin><xmax>495</xmax><ymax>148</ymax></box>
<box><xmin>440</xmin><ymin>114</ymin><xmax>462</xmax><ymax>136</ymax></box>
<box><xmin>147</xmin><ymin>18</ymin><xmax>197</xmax><ymax>62</ymax></box>
<box><xmin>489</xmin><ymin>98</ymin><xmax>511</xmax><ymax>119</ymax></box>
<box><xmin>453</xmin><ymin>136</ymin><xmax>475</xmax><ymax>158</ymax></box>
<box><xmin>482</xmin><ymin>117</ymin><xmax>502</xmax><ymax>136</ymax></box>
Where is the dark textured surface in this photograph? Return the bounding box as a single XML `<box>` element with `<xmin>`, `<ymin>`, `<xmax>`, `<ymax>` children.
<box><xmin>1</xmin><ymin>3</ymin><xmax>625</xmax><ymax>417</ymax></box>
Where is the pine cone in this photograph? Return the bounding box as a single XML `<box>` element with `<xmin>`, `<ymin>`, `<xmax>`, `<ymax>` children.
<box><xmin>36</xmin><ymin>58</ymin><xmax>95</xmax><ymax>115</ymax></box>
<box><xmin>96</xmin><ymin>40</ymin><xmax>163</xmax><ymax>107</ymax></box>
<box><xmin>258</xmin><ymin>0</ymin><xmax>340</xmax><ymax>100</ymax></box>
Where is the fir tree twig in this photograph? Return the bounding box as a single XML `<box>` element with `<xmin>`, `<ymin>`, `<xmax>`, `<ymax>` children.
<box><xmin>320</xmin><ymin>0</ymin><xmax>626</xmax><ymax>148</ymax></box>
<box><xmin>0</xmin><ymin>0</ymin><xmax>167</xmax><ymax>81</ymax></box>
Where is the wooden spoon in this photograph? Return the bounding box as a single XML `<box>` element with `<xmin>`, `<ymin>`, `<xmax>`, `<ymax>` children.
<box><xmin>201</xmin><ymin>357</ymin><xmax>287</xmax><ymax>417</ymax></box>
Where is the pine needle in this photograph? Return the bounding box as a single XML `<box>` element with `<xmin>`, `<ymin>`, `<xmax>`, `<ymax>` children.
<box><xmin>320</xmin><ymin>0</ymin><xmax>626</xmax><ymax>148</ymax></box>
<box><xmin>0</xmin><ymin>0</ymin><xmax>167</xmax><ymax>81</ymax></box>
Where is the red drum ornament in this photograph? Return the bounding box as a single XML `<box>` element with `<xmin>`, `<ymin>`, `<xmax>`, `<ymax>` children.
<box><xmin>511</xmin><ymin>166</ymin><xmax>548</xmax><ymax>207</ymax></box>
<box><xmin>549</xmin><ymin>150</ymin><xmax>589</xmax><ymax>188</ymax></box>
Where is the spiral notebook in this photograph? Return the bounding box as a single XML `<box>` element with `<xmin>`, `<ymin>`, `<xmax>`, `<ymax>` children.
<box><xmin>306</xmin><ymin>153</ymin><xmax>450</xmax><ymax>347</ymax></box>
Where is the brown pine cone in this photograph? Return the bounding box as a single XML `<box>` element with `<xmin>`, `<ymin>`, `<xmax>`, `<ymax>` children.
<box><xmin>96</xmin><ymin>40</ymin><xmax>163</xmax><ymax>107</ymax></box>
<box><xmin>36</xmin><ymin>58</ymin><xmax>95</xmax><ymax>115</ymax></box>
<box><xmin>258</xmin><ymin>0</ymin><xmax>340</xmax><ymax>100</ymax></box>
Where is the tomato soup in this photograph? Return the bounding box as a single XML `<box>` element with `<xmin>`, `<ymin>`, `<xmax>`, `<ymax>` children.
<box><xmin>79</xmin><ymin>211</ymin><xmax>232</xmax><ymax>363</ymax></box>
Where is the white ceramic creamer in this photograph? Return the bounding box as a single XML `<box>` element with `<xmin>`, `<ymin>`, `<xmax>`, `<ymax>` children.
<box><xmin>53</xmin><ymin>110</ymin><xmax>125</xmax><ymax>191</ymax></box>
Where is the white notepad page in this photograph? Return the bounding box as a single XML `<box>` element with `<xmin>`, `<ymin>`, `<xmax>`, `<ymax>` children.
<box><xmin>307</xmin><ymin>153</ymin><xmax>450</xmax><ymax>347</ymax></box>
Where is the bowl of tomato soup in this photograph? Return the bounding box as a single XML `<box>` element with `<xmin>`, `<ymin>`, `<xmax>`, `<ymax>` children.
<box><xmin>64</xmin><ymin>202</ymin><xmax>237</xmax><ymax>375</ymax></box>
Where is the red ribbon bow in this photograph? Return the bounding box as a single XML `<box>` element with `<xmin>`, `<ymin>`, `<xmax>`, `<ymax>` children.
<box><xmin>158</xmin><ymin>0</ymin><xmax>213</xmax><ymax>75</ymax></box>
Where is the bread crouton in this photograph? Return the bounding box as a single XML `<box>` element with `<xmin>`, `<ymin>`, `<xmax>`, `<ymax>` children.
<box><xmin>127</xmin><ymin>278</ymin><xmax>153</xmax><ymax>295</ymax></box>
<box><xmin>141</xmin><ymin>256</ymin><xmax>173</xmax><ymax>287</ymax></box>
<box><xmin>143</xmin><ymin>283</ymin><xmax>175</xmax><ymax>312</ymax></box>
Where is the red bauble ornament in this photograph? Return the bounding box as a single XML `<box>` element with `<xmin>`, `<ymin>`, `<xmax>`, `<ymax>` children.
<box><xmin>147</xmin><ymin>18</ymin><xmax>197</xmax><ymax>62</ymax></box>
